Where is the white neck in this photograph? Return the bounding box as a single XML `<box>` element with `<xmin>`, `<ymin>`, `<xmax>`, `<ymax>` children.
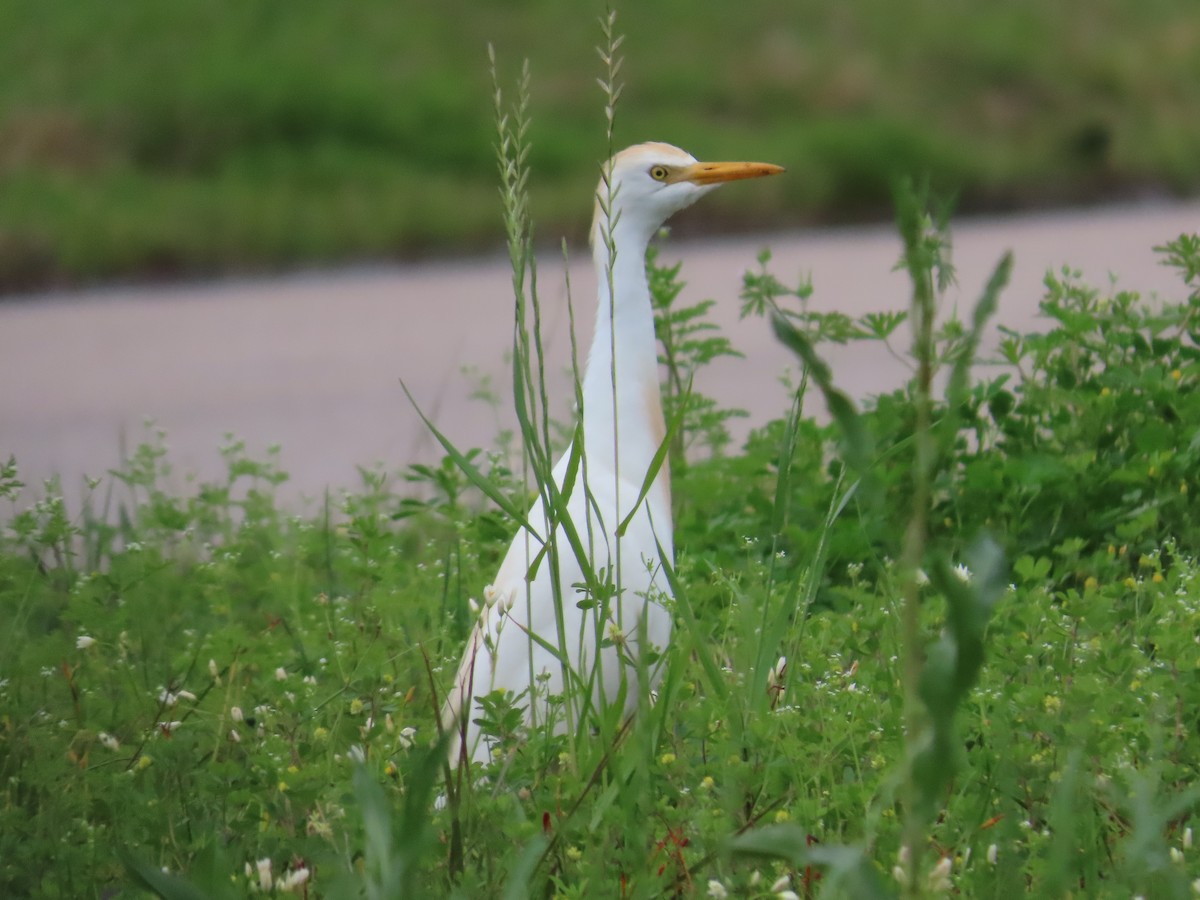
<box><xmin>583</xmin><ymin>217</ymin><xmax>671</xmax><ymax>521</ymax></box>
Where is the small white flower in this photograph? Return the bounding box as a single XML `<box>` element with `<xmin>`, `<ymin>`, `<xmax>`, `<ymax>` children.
<box><xmin>953</xmin><ymin>563</ymin><xmax>973</xmax><ymax>583</ymax></box>
<box><xmin>399</xmin><ymin>726</ymin><xmax>417</xmax><ymax>750</ymax></box>
<box><xmin>158</xmin><ymin>721</ymin><xmax>182</xmax><ymax>735</ymax></box>
<box><xmin>705</xmin><ymin>880</ymin><xmax>728</xmax><ymax>899</ymax></box>
<box><xmin>177</xmin><ymin>690</ymin><xmax>197</xmax><ymax>702</ymax></box>
<box><xmin>208</xmin><ymin>658</ymin><xmax>219</xmax><ymax>679</ymax></box>
<box><xmin>98</xmin><ymin>731</ymin><xmax>120</xmax><ymax>751</ymax></box>
<box><xmin>229</xmin><ymin>729</ymin><xmax>241</xmax><ymax>744</ymax></box>
<box><xmin>499</xmin><ymin>587</ymin><xmax>517</xmax><ymax>613</ymax></box>
<box><xmin>986</xmin><ymin>843</ymin><xmax>998</xmax><ymax>865</ymax></box>
<box><xmin>1171</xmin><ymin>847</ymin><xmax>1185</xmax><ymax>864</ymax></box>
<box><xmin>76</xmin><ymin>635</ymin><xmax>96</xmax><ymax>650</ymax></box>
<box><xmin>771</xmin><ymin>874</ymin><xmax>791</xmax><ymax>892</ymax></box>
<box><xmin>277</xmin><ymin>867</ymin><xmax>310</xmax><ymax>891</ymax></box>
<box><xmin>302</xmin><ymin>675</ymin><xmax>317</xmax><ymax>686</ymax></box>
<box><xmin>777</xmin><ymin>892</ymin><xmax>800</xmax><ymax>900</ymax></box>
<box><xmin>275</xmin><ymin>667</ymin><xmax>287</xmax><ymax>681</ymax></box>
<box><xmin>230</xmin><ymin>706</ymin><xmax>244</xmax><ymax>722</ymax></box>
<box><xmin>256</xmin><ymin>857</ymin><xmax>273</xmax><ymax>892</ymax></box>
<box><xmin>1185</xmin><ymin>827</ymin><xmax>1193</xmax><ymax>850</ymax></box>
<box><xmin>927</xmin><ymin>856</ymin><xmax>952</xmax><ymax>892</ymax></box>
<box><xmin>158</xmin><ymin>689</ymin><xmax>179</xmax><ymax>707</ymax></box>
<box><xmin>348</xmin><ymin>745</ymin><xmax>366</xmax><ymax>764</ymax></box>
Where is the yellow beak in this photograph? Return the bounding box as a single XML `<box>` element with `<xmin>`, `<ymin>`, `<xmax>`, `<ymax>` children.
<box><xmin>673</xmin><ymin>160</ymin><xmax>786</xmax><ymax>185</ymax></box>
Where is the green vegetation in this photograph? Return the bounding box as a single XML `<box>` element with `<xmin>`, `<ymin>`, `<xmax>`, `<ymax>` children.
<box><xmin>3</xmin><ymin>0</ymin><xmax>1200</xmax><ymax>289</ymax></box>
<box><xmin>3</xmin><ymin>211</ymin><xmax>1200</xmax><ymax>896</ymax></box>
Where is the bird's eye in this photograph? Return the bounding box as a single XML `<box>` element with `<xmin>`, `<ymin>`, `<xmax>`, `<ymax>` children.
<box><xmin>649</xmin><ymin>165</ymin><xmax>670</xmax><ymax>182</ymax></box>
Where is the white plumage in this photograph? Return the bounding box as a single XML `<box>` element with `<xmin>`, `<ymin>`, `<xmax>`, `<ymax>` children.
<box><xmin>443</xmin><ymin>142</ymin><xmax>784</xmax><ymax>765</ymax></box>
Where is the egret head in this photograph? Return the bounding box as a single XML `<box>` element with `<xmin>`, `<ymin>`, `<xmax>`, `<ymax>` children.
<box><xmin>592</xmin><ymin>142</ymin><xmax>784</xmax><ymax>246</ymax></box>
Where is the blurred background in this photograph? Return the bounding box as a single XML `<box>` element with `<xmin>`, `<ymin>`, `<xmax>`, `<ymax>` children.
<box><xmin>3</xmin><ymin>1</ymin><xmax>1200</xmax><ymax>506</ymax></box>
<box><xmin>2</xmin><ymin>0</ymin><xmax>1198</xmax><ymax>291</ymax></box>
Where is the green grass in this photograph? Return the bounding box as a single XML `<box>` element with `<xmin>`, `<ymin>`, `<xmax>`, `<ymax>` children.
<box><xmin>3</xmin><ymin>0</ymin><xmax>1200</xmax><ymax>288</ymax></box>
<box><xmin>3</xmin><ymin>211</ymin><xmax>1200</xmax><ymax>896</ymax></box>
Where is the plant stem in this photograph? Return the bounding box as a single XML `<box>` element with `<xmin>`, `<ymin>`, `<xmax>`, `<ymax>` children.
<box><xmin>899</xmin><ymin>205</ymin><xmax>938</xmax><ymax>898</ymax></box>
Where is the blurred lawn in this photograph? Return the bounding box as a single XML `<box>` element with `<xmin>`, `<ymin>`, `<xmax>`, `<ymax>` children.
<box><xmin>1</xmin><ymin>0</ymin><xmax>1198</xmax><ymax>289</ymax></box>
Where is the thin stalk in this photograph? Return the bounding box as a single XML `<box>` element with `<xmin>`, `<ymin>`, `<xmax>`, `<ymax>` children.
<box><xmin>898</xmin><ymin>214</ymin><xmax>938</xmax><ymax>898</ymax></box>
<box><xmin>595</xmin><ymin>2</ymin><xmax>624</xmax><ymax>723</ymax></box>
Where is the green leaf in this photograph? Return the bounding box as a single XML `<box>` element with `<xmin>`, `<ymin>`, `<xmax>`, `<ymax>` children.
<box><xmin>119</xmin><ymin>847</ymin><xmax>230</xmax><ymax>900</ymax></box>
<box><xmin>770</xmin><ymin>312</ymin><xmax>875</xmax><ymax>484</ymax></box>
<box><xmin>400</xmin><ymin>380</ymin><xmax>543</xmax><ymax>543</ymax></box>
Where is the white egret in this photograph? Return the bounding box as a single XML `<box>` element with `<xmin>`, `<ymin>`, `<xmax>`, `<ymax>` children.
<box><xmin>443</xmin><ymin>142</ymin><xmax>784</xmax><ymax>765</ymax></box>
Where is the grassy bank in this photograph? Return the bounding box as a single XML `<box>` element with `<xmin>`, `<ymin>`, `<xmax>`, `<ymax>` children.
<box><xmin>2</xmin><ymin>0</ymin><xmax>1200</xmax><ymax>289</ymax></box>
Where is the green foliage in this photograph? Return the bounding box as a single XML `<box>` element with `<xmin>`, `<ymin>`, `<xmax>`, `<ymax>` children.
<box><xmin>649</xmin><ymin>242</ymin><xmax>748</xmax><ymax>462</ymax></box>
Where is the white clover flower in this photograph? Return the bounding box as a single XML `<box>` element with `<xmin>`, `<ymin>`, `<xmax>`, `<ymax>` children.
<box><xmin>255</xmin><ymin>857</ymin><xmax>273</xmax><ymax>892</ymax></box>
<box><xmin>277</xmin><ymin>867</ymin><xmax>310</xmax><ymax>892</ymax></box>
<box><xmin>705</xmin><ymin>879</ymin><xmax>728</xmax><ymax>899</ymax></box>
<box><xmin>927</xmin><ymin>856</ymin><xmax>952</xmax><ymax>892</ymax></box>
<box><xmin>76</xmin><ymin>635</ymin><xmax>96</xmax><ymax>650</ymax></box>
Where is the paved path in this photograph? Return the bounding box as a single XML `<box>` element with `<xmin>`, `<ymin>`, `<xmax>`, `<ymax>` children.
<box><xmin>2</xmin><ymin>200</ymin><xmax>1197</xmax><ymax>511</ymax></box>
